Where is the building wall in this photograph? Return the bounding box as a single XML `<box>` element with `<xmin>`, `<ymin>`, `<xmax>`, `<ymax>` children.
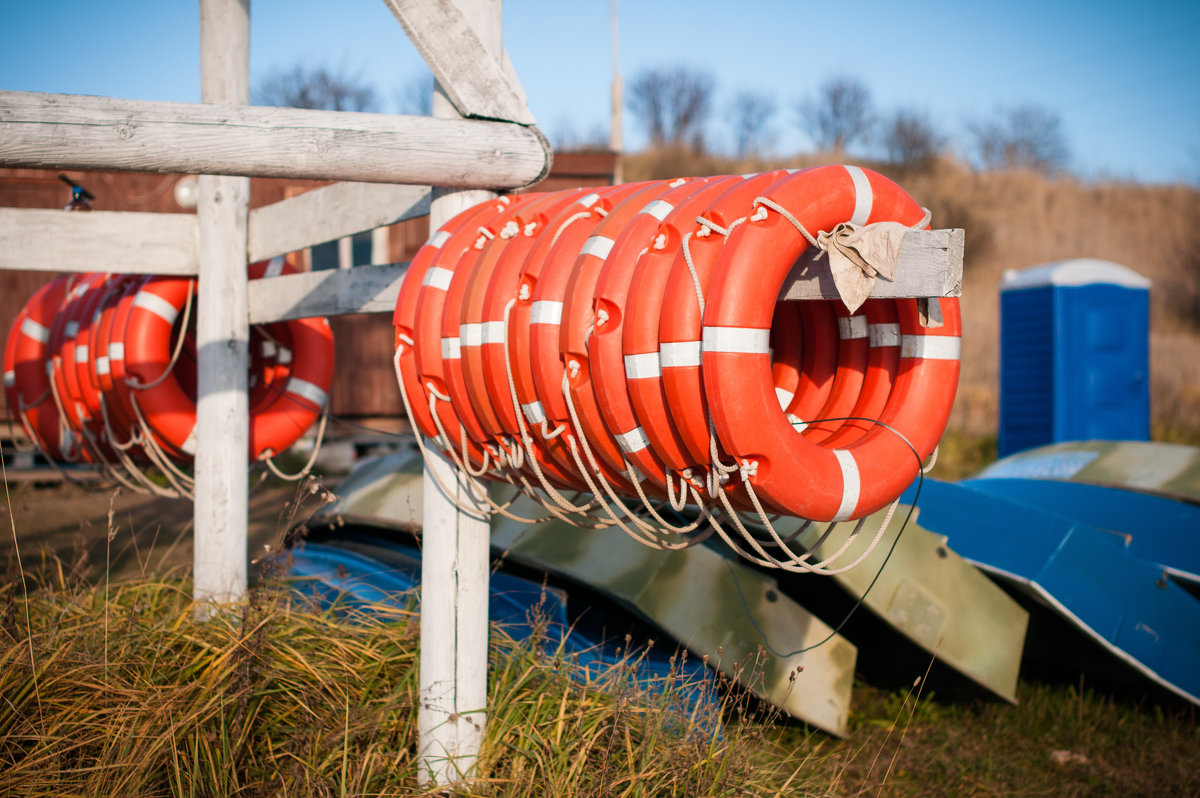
<box><xmin>1</xmin><ymin>152</ymin><xmax>616</xmax><ymax>426</ymax></box>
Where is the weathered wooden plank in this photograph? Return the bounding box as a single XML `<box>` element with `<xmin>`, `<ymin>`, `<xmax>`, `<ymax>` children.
<box><xmin>193</xmin><ymin>0</ymin><xmax>250</xmax><ymax>610</ymax></box>
<box><xmin>0</xmin><ymin>208</ymin><xmax>198</xmax><ymax>274</ymax></box>
<box><xmin>248</xmin><ymin>183</ymin><xmax>429</xmax><ymax>262</ymax></box>
<box><xmin>414</xmin><ymin>1</ymin><xmax>498</xmax><ymax>786</ymax></box>
<box><xmin>778</xmin><ymin>228</ymin><xmax>964</xmax><ymax>301</ymax></box>
<box><xmin>0</xmin><ymin>91</ymin><xmax>549</xmax><ymax>189</ymax></box>
<box><xmin>381</xmin><ymin>0</ymin><xmax>535</xmax><ymax>125</ymax></box>
<box><xmin>246</xmin><ymin>261</ymin><xmax>409</xmax><ymax>324</ymax></box>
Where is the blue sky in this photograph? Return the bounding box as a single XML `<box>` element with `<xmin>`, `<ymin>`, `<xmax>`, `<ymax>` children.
<box><xmin>2</xmin><ymin>0</ymin><xmax>1197</xmax><ymax>184</ymax></box>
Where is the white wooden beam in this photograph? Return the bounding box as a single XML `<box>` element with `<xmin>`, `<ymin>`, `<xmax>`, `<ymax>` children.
<box><xmin>417</xmin><ymin>0</ymin><xmax>498</xmax><ymax>786</ymax></box>
<box><xmin>0</xmin><ymin>91</ymin><xmax>550</xmax><ymax>189</ymax></box>
<box><xmin>247</xmin><ymin>261</ymin><xmax>409</xmax><ymax>324</ymax></box>
<box><xmin>0</xmin><ymin>208</ymin><xmax>198</xmax><ymax>274</ymax></box>
<box><xmin>381</xmin><ymin>0</ymin><xmax>535</xmax><ymax>125</ymax></box>
<box><xmin>248</xmin><ymin>183</ymin><xmax>429</xmax><ymax>263</ymax></box>
<box><xmin>193</xmin><ymin>0</ymin><xmax>250</xmax><ymax>611</ymax></box>
<box><xmin>778</xmin><ymin>228</ymin><xmax>964</xmax><ymax>301</ymax></box>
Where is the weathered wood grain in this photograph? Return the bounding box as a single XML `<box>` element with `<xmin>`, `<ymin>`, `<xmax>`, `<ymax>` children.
<box><xmin>778</xmin><ymin>228</ymin><xmax>964</xmax><ymax>301</ymax></box>
<box><xmin>0</xmin><ymin>208</ymin><xmax>198</xmax><ymax>274</ymax></box>
<box><xmin>0</xmin><ymin>91</ymin><xmax>549</xmax><ymax>189</ymax></box>
<box><xmin>381</xmin><ymin>0</ymin><xmax>535</xmax><ymax>125</ymax></box>
<box><xmin>248</xmin><ymin>183</ymin><xmax>430</xmax><ymax>262</ymax></box>
<box><xmin>247</xmin><ymin>261</ymin><xmax>410</xmax><ymax>324</ymax></box>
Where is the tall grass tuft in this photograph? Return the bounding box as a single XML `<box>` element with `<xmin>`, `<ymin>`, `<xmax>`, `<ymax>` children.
<box><xmin>0</xmin><ymin>574</ymin><xmax>821</xmax><ymax>797</ymax></box>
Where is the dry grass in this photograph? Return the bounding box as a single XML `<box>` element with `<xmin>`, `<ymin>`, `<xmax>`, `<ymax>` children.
<box><xmin>3</xmin><ymin>570</ymin><xmax>1198</xmax><ymax>797</ymax></box>
<box><xmin>0</xmin><ymin>573</ymin><xmax>820</xmax><ymax>797</ymax></box>
<box><xmin>2</xmin><ymin>474</ymin><xmax>1198</xmax><ymax>796</ymax></box>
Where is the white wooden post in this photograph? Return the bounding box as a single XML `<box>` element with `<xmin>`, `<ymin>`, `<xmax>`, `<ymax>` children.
<box><xmin>417</xmin><ymin>0</ymin><xmax>499</xmax><ymax>785</ymax></box>
<box><xmin>193</xmin><ymin>0</ymin><xmax>250</xmax><ymax>608</ymax></box>
<box><xmin>371</xmin><ymin>226</ymin><xmax>390</xmax><ymax>266</ymax></box>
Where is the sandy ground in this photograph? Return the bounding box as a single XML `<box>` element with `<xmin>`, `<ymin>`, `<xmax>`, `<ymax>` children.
<box><xmin>0</xmin><ymin>470</ymin><xmax>342</xmax><ymax>588</ymax></box>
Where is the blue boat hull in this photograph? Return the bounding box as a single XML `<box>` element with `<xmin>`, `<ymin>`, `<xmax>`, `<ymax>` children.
<box><xmin>902</xmin><ymin>477</ymin><xmax>1200</xmax><ymax>705</ymax></box>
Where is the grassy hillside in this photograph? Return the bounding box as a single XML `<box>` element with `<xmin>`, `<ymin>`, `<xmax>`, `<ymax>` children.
<box><xmin>625</xmin><ymin>149</ymin><xmax>1200</xmax><ymax>450</ymax></box>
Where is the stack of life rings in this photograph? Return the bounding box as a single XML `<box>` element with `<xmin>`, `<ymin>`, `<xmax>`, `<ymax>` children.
<box><xmin>4</xmin><ymin>256</ymin><xmax>335</xmax><ymax>497</ymax></box>
<box><xmin>393</xmin><ymin>165</ymin><xmax>961</xmax><ymax>566</ymax></box>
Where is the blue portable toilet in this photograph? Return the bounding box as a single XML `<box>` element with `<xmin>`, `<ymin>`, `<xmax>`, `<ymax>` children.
<box><xmin>998</xmin><ymin>258</ymin><xmax>1150</xmax><ymax>457</ymax></box>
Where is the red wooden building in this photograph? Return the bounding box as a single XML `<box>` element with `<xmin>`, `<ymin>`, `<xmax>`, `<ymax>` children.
<box><xmin>0</xmin><ymin>151</ymin><xmax>616</xmax><ymax>435</ymax></box>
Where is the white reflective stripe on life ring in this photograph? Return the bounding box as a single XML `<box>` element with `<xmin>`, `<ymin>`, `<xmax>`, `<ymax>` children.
<box><xmin>422</xmin><ymin>267</ymin><xmax>454</xmax><ymax>291</ymax></box>
<box><xmin>641</xmin><ymin>199</ymin><xmax>674</xmax><ymax>220</ymax></box>
<box><xmin>844</xmin><ymin>165</ymin><xmax>873</xmax><ymax>226</ymax></box>
<box><xmin>869</xmin><ymin>323</ymin><xmax>901</xmax><ymax>347</ymax></box>
<box><xmin>581</xmin><ymin>236</ymin><xmax>614</xmax><ymax>260</ymax></box>
<box><xmin>838</xmin><ymin>316</ymin><xmax>869</xmax><ymax>340</ymax></box>
<box><xmin>615</xmin><ymin>426</ymin><xmax>651</xmax><ymax>454</ymax></box>
<box><xmin>659</xmin><ymin>340</ymin><xmax>701</xmax><ymax>368</ymax></box>
<box><xmin>832</xmin><ymin>449</ymin><xmax>861</xmax><ymax>522</ymax></box>
<box><xmin>460</xmin><ymin>323</ymin><xmax>484</xmax><ymax>347</ymax></box>
<box><xmin>20</xmin><ymin>317</ymin><xmax>49</xmax><ymax>343</ymax></box>
<box><xmin>701</xmin><ymin>326</ymin><xmax>771</xmax><ymax>354</ymax></box>
<box><xmin>624</xmin><ymin>352</ymin><xmax>661</xmax><ymax>380</ymax></box>
<box><xmin>530</xmin><ymin>300</ymin><xmax>563</xmax><ymax>326</ymax></box>
<box><xmin>901</xmin><ymin>335</ymin><xmax>961</xmax><ymax>360</ymax></box>
<box><xmin>133</xmin><ymin>291</ymin><xmax>180</xmax><ymax>327</ymax></box>
<box><xmin>286</xmin><ymin>377</ymin><xmax>329</xmax><ymax>408</ymax></box>
<box><xmin>460</xmin><ymin>321</ymin><xmax>506</xmax><ymax>346</ymax></box>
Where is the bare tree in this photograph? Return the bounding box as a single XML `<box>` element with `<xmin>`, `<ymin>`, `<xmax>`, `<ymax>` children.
<box><xmin>253</xmin><ymin>64</ymin><xmax>379</xmax><ymax>112</ymax></box>
<box><xmin>795</xmin><ymin>76</ymin><xmax>874</xmax><ymax>156</ymax></box>
<box><xmin>879</xmin><ymin>108</ymin><xmax>946</xmax><ymax>170</ymax></box>
<box><xmin>728</xmin><ymin>90</ymin><xmax>777</xmax><ymax>158</ymax></box>
<box><xmin>393</xmin><ymin>72</ymin><xmax>433</xmax><ymax>116</ymax></box>
<box><xmin>626</xmin><ymin>66</ymin><xmax>715</xmax><ymax>150</ymax></box>
<box><xmin>969</xmin><ymin>104</ymin><xmax>1070</xmax><ymax>174</ymax></box>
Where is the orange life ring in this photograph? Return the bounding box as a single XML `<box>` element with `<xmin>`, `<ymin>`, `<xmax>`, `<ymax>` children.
<box><xmin>779</xmin><ymin>301</ymin><xmax>838</xmax><ymax>429</ymax></box>
<box><xmin>510</xmin><ymin>183</ymin><xmax>648</xmax><ymax>491</ymax></box>
<box><xmin>796</xmin><ymin>302</ymin><xmax>870</xmax><ymax>442</ymax></box>
<box><xmin>119</xmin><ymin>258</ymin><xmax>334</xmax><ymax>461</ymax></box>
<box><xmin>702</xmin><ymin>165</ymin><xmax>959</xmax><ymax>520</ymax></box>
<box><xmin>49</xmin><ymin>273</ymin><xmax>109</xmax><ymax>460</ymax></box>
<box><xmin>769</xmin><ymin>301</ymin><xmax>805</xmax><ymax>412</ymax></box>
<box><xmin>72</xmin><ymin>276</ymin><xmax>127</xmax><ymax>451</ymax></box>
<box><xmin>393</xmin><ymin>199</ymin><xmax>505</xmax><ymax>444</ymax></box>
<box><xmin>656</xmin><ymin>170</ymin><xmax>792</xmax><ymax>475</ymax></box>
<box><xmin>246</xmin><ymin>312</ymin><xmax>334</xmax><ymax>460</ymax></box>
<box><xmin>411</xmin><ymin>193</ymin><xmax>537</xmax><ymax>469</ymax></box>
<box><xmin>460</xmin><ymin>187</ymin><xmax>595</xmax><ymax>489</ymax></box>
<box><xmin>10</xmin><ymin>276</ymin><xmax>76</xmax><ymax>459</ymax></box>
<box><xmin>95</xmin><ymin>276</ymin><xmax>147</xmax><ymax>447</ymax></box>
<box><xmin>587</xmin><ymin>176</ymin><xmax>728</xmax><ymax>493</ymax></box>
<box><xmin>621</xmin><ymin>175</ymin><xmax>743</xmax><ymax>476</ymax></box>
<box><xmin>441</xmin><ymin>192</ymin><xmax>544</xmax><ymax>453</ymax></box>
<box><xmin>818</xmin><ymin>299</ymin><xmax>901</xmax><ymax>448</ymax></box>
<box><xmin>559</xmin><ymin>178</ymin><xmax>687</xmax><ymax>488</ymax></box>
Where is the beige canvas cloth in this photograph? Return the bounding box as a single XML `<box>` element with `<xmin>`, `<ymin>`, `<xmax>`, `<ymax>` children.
<box><xmin>816</xmin><ymin>220</ymin><xmax>911</xmax><ymax>312</ymax></box>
